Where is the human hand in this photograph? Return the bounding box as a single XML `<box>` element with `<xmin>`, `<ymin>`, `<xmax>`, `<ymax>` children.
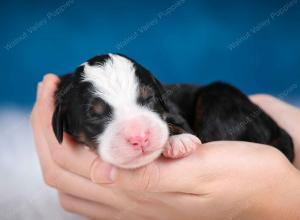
<box><xmin>250</xmin><ymin>94</ymin><xmax>300</xmax><ymax>169</ymax></box>
<box><xmin>31</xmin><ymin>76</ymin><xmax>300</xmax><ymax>220</ymax></box>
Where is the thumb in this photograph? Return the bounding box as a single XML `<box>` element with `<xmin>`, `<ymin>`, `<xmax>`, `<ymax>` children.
<box><xmin>90</xmin><ymin>147</ymin><xmax>204</xmax><ymax>193</ymax></box>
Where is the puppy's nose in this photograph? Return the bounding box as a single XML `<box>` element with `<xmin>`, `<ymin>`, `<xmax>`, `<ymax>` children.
<box><xmin>127</xmin><ymin>131</ymin><xmax>150</xmax><ymax>150</ymax></box>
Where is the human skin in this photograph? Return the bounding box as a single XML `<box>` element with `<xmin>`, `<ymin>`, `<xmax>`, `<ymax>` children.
<box><xmin>31</xmin><ymin>74</ymin><xmax>300</xmax><ymax>220</ymax></box>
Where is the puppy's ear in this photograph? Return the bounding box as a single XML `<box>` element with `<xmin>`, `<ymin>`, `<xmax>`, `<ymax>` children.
<box><xmin>51</xmin><ymin>74</ymin><xmax>74</xmax><ymax>143</ymax></box>
<box><xmin>52</xmin><ymin>103</ymin><xmax>64</xmax><ymax>143</ymax></box>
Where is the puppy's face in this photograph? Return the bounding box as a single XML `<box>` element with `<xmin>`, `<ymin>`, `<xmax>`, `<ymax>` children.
<box><xmin>53</xmin><ymin>54</ymin><xmax>169</xmax><ymax>168</ymax></box>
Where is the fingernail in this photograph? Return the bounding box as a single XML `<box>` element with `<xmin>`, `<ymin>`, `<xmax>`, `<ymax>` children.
<box><xmin>36</xmin><ymin>82</ymin><xmax>42</xmax><ymax>100</ymax></box>
<box><xmin>91</xmin><ymin>160</ymin><xmax>116</xmax><ymax>184</ymax></box>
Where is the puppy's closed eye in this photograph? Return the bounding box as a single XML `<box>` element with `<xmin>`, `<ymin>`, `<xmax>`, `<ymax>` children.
<box><xmin>85</xmin><ymin>98</ymin><xmax>112</xmax><ymax>125</ymax></box>
<box><xmin>138</xmin><ymin>85</ymin><xmax>155</xmax><ymax>103</ymax></box>
<box><xmin>92</xmin><ymin>99</ymin><xmax>105</xmax><ymax>114</ymax></box>
<box><xmin>89</xmin><ymin>98</ymin><xmax>109</xmax><ymax>115</ymax></box>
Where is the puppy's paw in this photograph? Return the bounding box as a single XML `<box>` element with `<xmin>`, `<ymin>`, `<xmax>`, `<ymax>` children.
<box><xmin>163</xmin><ymin>134</ymin><xmax>201</xmax><ymax>159</ymax></box>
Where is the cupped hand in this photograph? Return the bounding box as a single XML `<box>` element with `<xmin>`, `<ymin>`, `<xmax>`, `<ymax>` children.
<box><xmin>250</xmin><ymin>94</ymin><xmax>300</xmax><ymax>169</ymax></box>
<box><xmin>31</xmin><ymin>75</ymin><xmax>300</xmax><ymax>220</ymax></box>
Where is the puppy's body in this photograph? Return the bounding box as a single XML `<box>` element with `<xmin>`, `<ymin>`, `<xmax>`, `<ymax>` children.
<box><xmin>164</xmin><ymin>83</ymin><xmax>294</xmax><ymax>161</ymax></box>
<box><xmin>52</xmin><ymin>54</ymin><xmax>294</xmax><ymax>168</ymax></box>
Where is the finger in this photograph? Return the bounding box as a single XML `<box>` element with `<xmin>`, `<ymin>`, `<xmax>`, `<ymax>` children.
<box><xmin>92</xmin><ymin>141</ymin><xmax>286</xmax><ymax>194</ymax></box>
<box><xmin>250</xmin><ymin>94</ymin><xmax>300</xmax><ymax>137</ymax></box>
<box><xmin>91</xmin><ymin>144</ymin><xmax>207</xmax><ymax>193</ymax></box>
<box><xmin>36</xmin><ymin>74</ymin><xmax>101</xmax><ymax>179</ymax></box>
<box><xmin>33</xmin><ymin>113</ymin><xmax>127</xmax><ymax>208</ymax></box>
<box><xmin>250</xmin><ymin>94</ymin><xmax>300</xmax><ymax>169</ymax></box>
<box><xmin>31</xmin><ymin>92</ymin><xmax>55</xmax><ymax>174</ymax></box>
<box><xmin>59</xmin><ymin>192</ymin><xmax>117</xmax><ymax>220</ymax></box>
<box><xmin>32</xmin><ymin>85</ymin><xmax>128</xmax><ymax>207</ymax></box>
<box><xmin>31</xmin><ymin>81</ymin><xmax>59</xmax><ymax>175</ymax></box>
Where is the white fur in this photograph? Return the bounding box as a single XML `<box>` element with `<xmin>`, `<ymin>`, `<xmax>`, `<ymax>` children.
<box><xmin>99</xmin><ymin>105</ymin><xmax>169</xmax><ymax>168</ymax></box>
<box><xmin>83</xmin><ymin>54</ymin><xmax>138</xmax><ymax>107</ymax></box>
<box><xmin>82</xmin><ymin>54</ymin><xmax>169</xmax><ymax>168</ymax></box>
<box><xmin>163</xmin><ymin>134</ymin><xmax>201</xmax><ymax>159</ymax></box>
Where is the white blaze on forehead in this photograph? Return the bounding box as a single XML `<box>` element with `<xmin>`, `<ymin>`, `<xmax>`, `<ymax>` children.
<box><xmin>82</xmin><ymin>54</ymin><xmax>139</xmax><ymax>108</ymax></box>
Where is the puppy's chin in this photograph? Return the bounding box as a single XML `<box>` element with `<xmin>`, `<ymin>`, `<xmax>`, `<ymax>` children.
<box><xmin>110</xmin><ymin>148</ymin><xmax>164</xmax><ymax>169</ymax></box>
<box><xmin>98</xmin><ymin>137</ymin><xmax>168</xmax><ymax>168</ymax></box>
<box><xmin>98</xmin><ymin>124</ymin><xmax>169</xmax><ymax>168</ymax></box>
<box><xmin>98</xmin><ymin>108</ymin><xmax>169</xmax><ymax>168</ymax></box>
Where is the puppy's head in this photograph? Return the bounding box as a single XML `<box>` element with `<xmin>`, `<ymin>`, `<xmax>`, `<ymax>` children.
<box><xmin>52</xmin><ymin>54</ymin><xmax>169</xmax><ymax>168</ymax></box>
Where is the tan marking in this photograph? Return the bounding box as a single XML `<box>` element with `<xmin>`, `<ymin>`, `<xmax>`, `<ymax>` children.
<box><xmin>92</xmin><ymin>101</ymin><xmax>105</xmax><ymax>114</ymax></box>
<box><xmin>78</xmin><ymin>132</ymin><xmax>97</xmax><ymax>149</ymax></box>
<box><xmin>139</xmin><ymin>85</ymin><xmax>154</xmax><ymax>99</ymax></box>
<box><xmin>194</xmin><ymin>95</ymin><xmax>205</xmax><ymax>128</ymax></box>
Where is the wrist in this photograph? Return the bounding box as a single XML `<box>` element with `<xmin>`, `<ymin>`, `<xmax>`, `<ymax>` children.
<box><xmin>253</xmin><ymin>167</ymin><xmax>300</xmax><ymax>219</ymax></box>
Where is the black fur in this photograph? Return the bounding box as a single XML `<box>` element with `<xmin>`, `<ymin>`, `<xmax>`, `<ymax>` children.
<box><xmin>52</xmin><ymin>64</ymin><xmax>114</xmax><ymax>149</ymax></box>
<box><xmin>52</xmin><ymin>54</ymin><xmax>294</xmax><ymax>162</ymax></box>
<box><xmin>164</xmin><ymin>82</ymin><xmax>294</xmax><ymax>162</ymax></box>
<box><xmin>52</xmin><ymin>54</ymin><xmax>168</xmax><ymax>149</ymax></box>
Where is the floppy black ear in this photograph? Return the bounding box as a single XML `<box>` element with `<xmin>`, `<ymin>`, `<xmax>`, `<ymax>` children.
<box><xmin>51</xmin><ymin>73</ymin><xmax>74</xmax><ymax>143</ymax></box>
<box><xmin>52</xmin><ymin>103</ymin><xmax>64</xmax><ymax>143</ymax></box>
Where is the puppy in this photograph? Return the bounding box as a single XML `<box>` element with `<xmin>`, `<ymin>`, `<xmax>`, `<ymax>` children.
<box><xmin>52</xmin><ymin>53</ymin><xmax>294</xmax><ymax>168</ymax></box>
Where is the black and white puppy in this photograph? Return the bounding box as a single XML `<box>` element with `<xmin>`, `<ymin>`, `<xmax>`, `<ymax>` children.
<box><xmin>52</xmin><ymin>53</ymin><xmax>294</xmax><ymax>168</ymax></box>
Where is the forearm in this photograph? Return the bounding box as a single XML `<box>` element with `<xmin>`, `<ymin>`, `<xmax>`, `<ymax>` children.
<box><xmin>268</xmin><ymin>170</ymin><xmax>300</xmax><ymax>219</ymax></box>
<box><xmin>293</xmin><ymin>139</ymin><xmax>300</xmax><ymax>170</ymax></box>
<box><xmin>253</xmin><ymin>168</ymin><xmax>300</xmax><ymax>219</ymax></box>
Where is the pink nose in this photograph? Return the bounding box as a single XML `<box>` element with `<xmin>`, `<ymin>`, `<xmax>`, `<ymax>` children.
<box><xmin>127</xmin><ymin>131</ymin><xmax>150</xmax><ymax>150</ymax></box>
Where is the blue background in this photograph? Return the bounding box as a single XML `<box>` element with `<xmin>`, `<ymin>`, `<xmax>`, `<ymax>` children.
<box><xmin>0</xmin><ymin>0</ymin><xmax>299</xmax><ymax>107</ymax></box>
